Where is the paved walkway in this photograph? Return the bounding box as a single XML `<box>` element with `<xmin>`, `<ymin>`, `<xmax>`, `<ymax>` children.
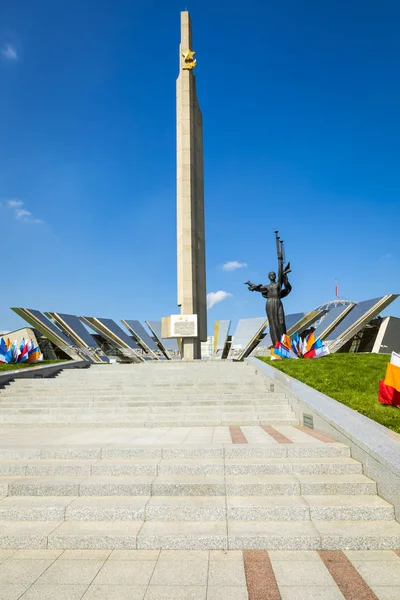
<box><xmin>0</xmin><ymin>548</ymin><xmax>400</xmax><ymax>599</ymax></box>
<box><xmin>0</xmin><ymin>424</ymin><xmax>340</xmax><ymax>446</ymax></box>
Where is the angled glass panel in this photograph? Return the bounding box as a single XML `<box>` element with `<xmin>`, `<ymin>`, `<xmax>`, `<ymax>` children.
<box><xmin>326</xmin><ymin>298</ymin><xmax>382</xmax><ymax>341</ymax></box>
<box><xmin>123</xmin><ymin>320</ymin><xmax>159</xmax><ymax>351</ymax></box>
<box><xmin>96</xmin><ymin>318</ymin><xmax>141</xmax><ymax>350</ymax></box>
<box><xmin>52</xmin><ymin>313</ymin><xmax>99</xmax><ymax>348</ymax></box>
<box><xmin>146</xmin><ymin>320</ymin><xmax>180</xmax><ymax>352</ymax></box>
<box><xmin>25</xmin><ymin>309</ymin><xmax>72</xmax><ymax>345</ymax></box>
<box><xmin>228</xmin><ymin>317</ymin><xmax>267</xmax><ymax>359</ymax></box>
<box><xmin>11</xmin><ymin>308</ymin><xmax>88</xmax><ymax>362</ymax></box>
<box><xmin>313</xmin><ymin>304</ymin><xmax>355</xmax><ymax>340</ymax></box>
<box><xmin>45</xmin><ymin>312</ymin><xmax>110</xmax><ymax>364</ymax></box>
<box><xmin>145</xmin><ymin>320</ymin><xmax>171</xmax><ymax>359</ymax></box>
<box><xmin>286</xmin><ymin>312</ymin><xmax>307</xmax><ymax>331</ymax></box>
<box><xmin>287</xmin><ymin>310</ymin><xmax>326</xmax><ymax>336</ymax></box>
<box><xmin>80</xmin><ymin>317</ymin><xmax>145</xmax><ymax>362</ymax></box>
<box><xmin>122</xmin><ymin>320</ymin><xmax>162</xmax><ymax>360</ymax></box>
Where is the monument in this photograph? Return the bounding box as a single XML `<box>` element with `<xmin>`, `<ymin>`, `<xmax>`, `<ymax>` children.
<box><xmin>245</xmin><ymin>231</ymin><xmax>292</xmax><ymax>347</ymax></box>
<box><xmin>176</xmin><ymin>11</ymin><xmax>207</xmax><ymax>359</ymax></box>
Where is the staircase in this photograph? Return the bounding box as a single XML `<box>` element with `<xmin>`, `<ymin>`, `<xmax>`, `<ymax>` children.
<box><xmin>0</xmin><ymin>362</ymin><xmax>296</xmax><ymax>427</ymax></box>
<box><xmin>0</xmin><ymin>361</ymin><xmax>399</xmax><ymax>550</ymax></box>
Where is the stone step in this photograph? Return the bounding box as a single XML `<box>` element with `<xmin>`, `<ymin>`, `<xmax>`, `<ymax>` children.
<box><xmin>0</xmin><ymin>457</ymin><xmax>362</xmax><ymax>477</ymax></box>
<box><xmin>1</xmin><ymin>519</ymin><xmax>399</xmax><ymax>550</ymax></box>
<box><xmin>0</xmin><ymin>407</ymin><xmax>294</xmax><ymax>416</ymax></box>
<box><xmin>0</xmin><ymin>419</ymin><xmax>300</xmax><ymax>427</ymax></box>
<box><xmin>0</xmin><ymin>495</ymin><xmax>393</xmax><ymax>522</ymax></box>
<box><xmin>0</xmin><ymin>396</ymin><xmax>289</xmax><ymax>405</ymax></box>
<box><xmin>0</xmin><ymin>443</ymin><xmax>351</xmax><ymax>460</ymax></box>
<box><xmin>3</xmin><ymin>380</ymin><xmax>274</xmax><ymax>396</ymax></box>
<box><xmin>0</xmin><ymin>395</ymin><xmax>289</xmax><ymax>411</ymax></box>
<box><xmin>1</xmin><ymin>473</ymin><xmax>377</xmax><ymax>497</ymax></box>
<box><xmin>0</xmin><ymin>390</ymin><xmax>285</xmax><ymax>397</ymax></box>
<box><xmin>0</xmin><ymin>392</ymin><xmax>281</xmax><ymax>400</ymax></box>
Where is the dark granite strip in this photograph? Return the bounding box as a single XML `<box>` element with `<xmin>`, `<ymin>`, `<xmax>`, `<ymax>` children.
<box><xmin>243</xmin><ymin>550</ymin><xmax>281</xmax><ymax>600</ymax></box>
<box><xmin>229</xmin><ymin>425</ymin><xmax>248</xmax><ymax>444</ymax></box>
<box><xmin>319</xmin><ymin>550</ymin><xmax>379</xmax><ymax>600</ymax></box>
<box><xmin>261</xmin><ymin>425</ymin><xmax>293</xmax><ymax>444</ymax></box>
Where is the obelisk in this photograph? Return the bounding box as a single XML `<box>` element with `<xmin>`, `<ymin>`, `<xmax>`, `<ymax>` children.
<box><xmin>176</xmin><ymin>11</ymin><xmax>207</xmax><ymax>360</ymax></box>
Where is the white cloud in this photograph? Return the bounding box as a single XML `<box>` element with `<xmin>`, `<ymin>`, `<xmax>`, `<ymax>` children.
<box><xmin>15</xmin><ymin>208</ymin><xmax>31</xmax><ymax>219</ymax></box>
<box><xmin>2</xmin><ymin>44</ymin><xmax>18</xmax><ymax>61</ymax></box>
<box><xmin>8</xmin><ymin>199</ymin><xmax>24</xmax><ymax>208</ymax></box>
<box><xmin>207</xmin><ymin>290</ymin><xmax>232</xmax><ymax>310</ymax></box>
<box><xmin>1</xmin><ymin>199</ymin><xmax>43</xmax><ymax>224</ymax></box>
<box><xmin>222</xmin><ymin>260</ymin><xmax>247</xmax><ymax>271</ymax></box>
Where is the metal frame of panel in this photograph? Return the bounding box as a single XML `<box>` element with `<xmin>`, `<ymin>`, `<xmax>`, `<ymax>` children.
<box><xmin>145</xmin><ymin>321</ymin><xmax>173</xmax><ymax>360</ymax></box>
<box><xmin>11</xmin><ymin>308</ymin><xmax>91</xmax><ymax>362</ymax></box>
<box><xmin>328</xmin><ymin>295</ymin><xmax>399</xmax><ymax>353</ymax></box>
<box><xmin>227</xmin><ymin>317</ymin><xmax>268</xmax><ymax>361</ymax></box>
<box><xmin>313</xmin><ymin>303</ymin><xmax>355</xmax><ymax>341</ymax></box>
<box><xmin>80</xmin><ymin>317</ymin><xmax>145</xmax><ymax>363</ymax></box>
<box><xmin>287</xmin><ymin>310</ymin><xmax>327</xmax><ymax>336</ymax></box>
<box><xmin>45</xmin><ymin>312</ymin><xmax>109</xmax><ymax>363</ymax></box>
<box><xmin>213</xmin><ymin>320</ymin><xmax>231</xmax><ymax>359</ymax></box>
<box><xmin>121</xmin><ymin>320</ymin><xmax>161</xmax><ymax>360</ymax></box>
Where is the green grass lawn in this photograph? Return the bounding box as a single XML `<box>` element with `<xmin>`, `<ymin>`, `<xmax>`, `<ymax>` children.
<box><xmin>0</xmin><ymin>360</ymin><xmax>67</xmax><ymax>372</ymax></box>
<box><xmin>258</xmin><ymin>353</ymin><xmax>400</xmax><ymax>434</ymax></box>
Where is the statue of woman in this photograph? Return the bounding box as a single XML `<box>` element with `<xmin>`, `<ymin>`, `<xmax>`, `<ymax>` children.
<box><xmin>245</xmin><ymin>271</ymin><xmax>292</xmax><ymax>348</ymax></box>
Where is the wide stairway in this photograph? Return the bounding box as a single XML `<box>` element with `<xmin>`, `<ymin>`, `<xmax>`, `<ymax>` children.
<box><xmin>0</xmin><ymin>361</ymin><xmax>399</xmax><ymax>550</ymax></box>
<box><xmin>0</xmin><ymin>362</ymin><xmax>297</xmax><ymax>427</ymax></box>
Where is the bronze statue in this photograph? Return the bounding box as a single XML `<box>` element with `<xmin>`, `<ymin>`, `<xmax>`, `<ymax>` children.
<box><xmin>245</xmin><ymin>231</ymin><xmax>292</xmax><ymax>348</ymax></box>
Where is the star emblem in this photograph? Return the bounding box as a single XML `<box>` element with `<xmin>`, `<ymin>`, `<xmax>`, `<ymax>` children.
<box><xmin>182</xmin><ymin>49</ymin><xmax>196</xmax><ymax>62</ymax></box>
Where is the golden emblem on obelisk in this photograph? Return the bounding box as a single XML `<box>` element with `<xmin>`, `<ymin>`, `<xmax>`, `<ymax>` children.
<box><xmin>182</xmin><ymin>49</ymin><xmax>197</xmax><ymax>70</ymax></box>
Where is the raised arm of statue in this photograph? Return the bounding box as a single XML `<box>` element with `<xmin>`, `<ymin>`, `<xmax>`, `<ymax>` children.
<box><xmin>280</xmin><ymin>276</ymin><xmax>292</xmax><ymax>299</ymax></box>
<box><xmin>244</xmin><ymin>281</ymin><xmax>264</xmax><ymax>294</ymax></box>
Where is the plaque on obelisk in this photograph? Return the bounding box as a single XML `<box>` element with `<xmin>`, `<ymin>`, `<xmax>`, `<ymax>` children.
<box><xmin>176</xmin><ymin>11</ymin><xmax>207</xmax><ymax>360</ymax></box>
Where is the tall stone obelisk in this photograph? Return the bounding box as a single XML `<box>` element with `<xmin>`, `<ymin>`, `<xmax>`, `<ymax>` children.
<box><xmin>176</xmin><ymin>11</ymin><xmax>207</xmax><ymax>360</ymax></box>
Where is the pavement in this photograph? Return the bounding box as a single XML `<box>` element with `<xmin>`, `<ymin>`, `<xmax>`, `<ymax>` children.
<box><xmin>0</xmin><ymin>548</ymin><xmax>399</xmax><ymax>599</ymax></box>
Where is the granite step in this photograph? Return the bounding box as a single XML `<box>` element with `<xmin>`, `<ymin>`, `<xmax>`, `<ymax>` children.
<box><xmin>0</xmin><ymin>390</ymin><xmax>279</xmax><ymax>399</ymax></box>
<box><xmin>1</xmin><ymin>473</ymin><xmax>377</xmax><ymax>497</ymax></box>
<box><xmin>5</xmin><ymin>386</ymin><xmax>273</xmax><ymax>392</ymax></box>
<box><xmin>0</xmin><ymin>397</ymin><xmax>289</xmax><ymax>405</ymax></box>
<box><xmin>0</xmin><ymin>495</ymin><xmax>393</xmax><ymax>522</ymax></box>
<box><xmin>0</xmin><ymin>444</ymin><xmax>352</xmax><ymax>460</ymax></box>
<box><xmin>1</xmin><ymin>519</ymin><xmax>399</xmax><ymax>550</ymax></box>
<box><xmin>0</xmin><ymin>419</ymin><xmax>300</xmax><ymax>427</ymax></box>
<box><xmin>0</xmin><ymin>407</ymin><xmax>294</xmax><ymax>416</ymax></box>
<box><xmin>0</xmin><ymin>457</ymin><xmax>362</xmax><ymax>477</ymax></box>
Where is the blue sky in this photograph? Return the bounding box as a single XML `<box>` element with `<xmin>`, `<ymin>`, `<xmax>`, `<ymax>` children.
<box><xmin>1</xmin><ymin>0</ymin><xmax>399</xmax><ymax>335</ymax></box>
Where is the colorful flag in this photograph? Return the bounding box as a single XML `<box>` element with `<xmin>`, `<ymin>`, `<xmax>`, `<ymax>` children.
<box><xmin>0</xmin><ymin>336</ymin><xmax>42</xmax><ymax>364</ymax></box>
<box><xmin>18</xmin><ymin>340</ymin><xmax>29</xmax><ymax>363</ymax></box>
<box><xmin>274</xmin><ymin>332</ymin><xmax>328</xmax><ymax>360</ymax></box>
<box><xmin>378</xmin><ymin>352</ymin><xmax>400</xmax><ymax>407</ymax></box>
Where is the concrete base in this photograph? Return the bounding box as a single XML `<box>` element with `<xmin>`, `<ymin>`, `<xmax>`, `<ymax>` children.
<box><xmin>181</xmin><ymin>338</ymin><xmax>201</xmax><ymax>360</ymax></box>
